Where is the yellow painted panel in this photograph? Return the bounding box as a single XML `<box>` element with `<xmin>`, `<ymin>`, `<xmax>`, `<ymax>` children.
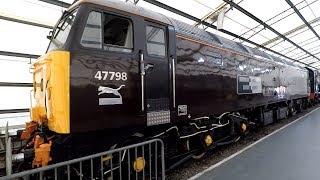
<box><xmin>31</xmin><ymin>51</ymin><xmax>70</xmax><ymax>134</ymax></box>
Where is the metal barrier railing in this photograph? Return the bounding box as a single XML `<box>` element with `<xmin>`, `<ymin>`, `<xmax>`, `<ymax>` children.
<box><xmin>2</xmin><ymin>138</ymin><xmax>165</xmax><ymax>180</ymax></box>
<box><xmin>0</xmin><ymin>133</ymin><xmax>23</xmax><ymax>154</ymax></box>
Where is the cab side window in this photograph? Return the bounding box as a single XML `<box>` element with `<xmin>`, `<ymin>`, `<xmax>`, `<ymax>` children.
<box><xmin>146</xmin><ymin>26</ymin><xmax>166</xmax><ymax>57</ymax></box>
<box><xmin>81</xmin><ymin>11</ymin><xmax>102</xmax><ymax>49</ymax></box>
<box><xmin>80</xmin><ymin>11</ymin><xmax>133</xmax><ymax>53</ymax></box>
<box><xmin>103</xmin><ymin>13</ymin><xmax>133</xmax><ymax>53</ymax></box>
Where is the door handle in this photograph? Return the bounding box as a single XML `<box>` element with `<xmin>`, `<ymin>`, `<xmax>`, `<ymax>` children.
<box><xmin>145</xmin><ymin>63</ymin><xmax>154</xmax><ymax>70</ymax></box>
<box><xmin>139</xmin><ymin>50</ymin><xmax>145</xmax><ymax>111</ymax></box>
<box><xmin>171</xmin><ymin>56</ymin><xmax>176</xmax><ymax>108</ymax></box>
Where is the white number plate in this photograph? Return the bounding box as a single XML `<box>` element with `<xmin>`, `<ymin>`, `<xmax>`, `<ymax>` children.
<box><xmin>94</xmin><ymin>71</ymin><xmax>127</xmax><ymax>81</ymax></box>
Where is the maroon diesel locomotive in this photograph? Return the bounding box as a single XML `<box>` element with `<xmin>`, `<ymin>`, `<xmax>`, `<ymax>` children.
<box><xmin>7</xmin><ymin>0</ymin><xmax>319</xmax><ymax>177</ymax></box>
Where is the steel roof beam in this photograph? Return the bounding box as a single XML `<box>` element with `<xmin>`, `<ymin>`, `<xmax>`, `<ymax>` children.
<box><xmin>297</xmin><ymin>49</ymin><xmax>320</xmax><ymax>61</ymax></box>
<box><xmin>282</xmin><ymin>40</ymin><xmax>320</xmax><ymax>60</ymax></box>
<box><xmin>143</xmin><ymin>0</ymin><xmax>203</xmax><ymax>23</ymax></box>
<box><xmin>0</xmin><ymin>109</ymin><xmax>29</xmax><ymax>114</ymax></box>
<box><xmin>39</xmin><ymin>0</ymin><xmax>71</xmax><ymax>8</ymax></box>
<box><xmin>285</xmin><ymin>0</ymin><xmax>320</xmax><ymax>41</ymax></box>
<box><xmin>222</xmin><ymin>0</ymin><xmax>320</xmax><ymax>63</ymax></box>
<box><xmin>142</xmin><ymin>0</ymin><xmax>310</xmax><ymax>66</ymax></box>
<box><xmin>0</xmin><ymin>12</ymin><xmax>53</xmax><ymax>29</ymax></box>
<box><xmin>241</xmin><ymin>0</ymin><xmax>318</xmax><ymax>45</ymax></box>
<box><xmin>312</xmin><ymin>64</ymin><xmax>320</xmax><ymax>68</ymax></box>
<box><xmin>309</xmin><ymin>61</ymin><xmax>319</xmax><ymax>65</ymax></box>
<box><xmin>304</xmin><ymin>51</ymin><xmax>320</xmax><ymax>63</ymax></box>
<box><xmin>193</xmin><ymin>2</ymin><xmax>229</xmax><ymax>26</ymax></box>
<box><xmin>278</xmin><ymin>35</ymin><xmax>319</xmax><ymax>55</ymax></box>
<box><xmin>261</xmin><ymin>16</ymin><xmax>320</xmax><ymax>47</ymax></box>
<box><xmin>303</xmin><ymin>59</ymin><xmax>317</xmax><ymax>64</ymax></box>
<box><xmin>0</xmin><ymin>82</ymin><xmax>33</xmax><ymax>87</ymax></box>
<box><xmin>0</xmin><ymin>51</ymin><xmax>40</xmax><ymax>59</ymax></box>
<box><xmin>310</xmin><ymin>61</ymin><xmax>320</xmax><ymax>66</ymax></box>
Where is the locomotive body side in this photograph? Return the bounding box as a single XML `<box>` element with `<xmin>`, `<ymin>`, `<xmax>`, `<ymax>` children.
<box><xmin>173</xmin><ymin>22</ymin><xmax>309</xmax><ymax>121</ymax></box>
<box><xmin>279</xmin><ymin>65</ymin><xmax>308</xmax><ymax>99</ymax></box>
<box><xmin>175</xmin><ymin>36</ymin><xmax>275</xmax><ymax>117</ymax></box>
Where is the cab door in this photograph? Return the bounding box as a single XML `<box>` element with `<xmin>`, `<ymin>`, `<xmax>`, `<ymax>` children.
<box><xmin>141</xmin><ymin>21</ymin><xmax>171</xmax><ymax>126</ymax></box>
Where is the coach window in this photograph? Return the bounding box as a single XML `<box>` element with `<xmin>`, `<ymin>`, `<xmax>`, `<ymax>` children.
<box><xmin>81</xmin><ymin>11</ymin><xmax>102</xmax><ymax>49</ymax></box>
<box><xmin>103</xmin><ymin>13</ymin><xmax>133</xmax><ymax>53</ymax></box>
<box><xmin>146</xmin><ymin>26</ymin><xmax>166</xmax><ymax>57</ymax></box>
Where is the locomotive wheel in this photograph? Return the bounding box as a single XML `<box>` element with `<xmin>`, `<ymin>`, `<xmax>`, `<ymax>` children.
<box><xmin>192</xmin><ymin>152</ymin><xmax>206</xmax><ymax>159</ymax></box>
<box><xmin>184</xmin><ymin>138</ymin><xmax>207</xmax><ymax>160</ymax></box>
<box><xmin>288</xmin><ymin>107</ymin><xmax>296</xmax><ymax>116</ymax></box>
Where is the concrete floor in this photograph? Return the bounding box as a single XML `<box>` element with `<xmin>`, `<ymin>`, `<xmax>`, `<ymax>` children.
<box><xmin>194</xmin><ymin>107</ymin><xmax>320</xmax><ymax>180</ymax></box>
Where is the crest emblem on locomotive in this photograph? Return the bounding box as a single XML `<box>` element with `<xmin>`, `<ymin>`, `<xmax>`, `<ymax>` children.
<box><xmin>98</xmin><ymin>85</ymin><xmax>125</xmax><ymax>105</ymax></box>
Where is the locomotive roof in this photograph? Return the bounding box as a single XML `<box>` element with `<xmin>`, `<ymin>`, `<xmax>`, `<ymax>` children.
<box><xmin>170</xmin><ymin>18</ymin><xmax>305</xmax><ymax>69</ymax></box>
<box><xmin>71</xmin><ymin>0</ymin><xmax>304</xmax><ymax>70</ymax></box>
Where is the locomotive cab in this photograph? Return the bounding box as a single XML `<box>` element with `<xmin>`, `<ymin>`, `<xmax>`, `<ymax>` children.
<box><xmin>24</xmin><ymin>0</ymin><xmax>177</xmax><ymax>167</ymax></box>
<box><xmin>30</xmin><ymin>1</ymin><xmax>177</xmax><ymax>135</ymax></box>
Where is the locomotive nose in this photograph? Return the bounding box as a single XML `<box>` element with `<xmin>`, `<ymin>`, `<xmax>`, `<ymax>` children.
<box><xmin>31</xmin><ymin>51</ymin><xmax>71</xmax><ymax>134</ymax></box>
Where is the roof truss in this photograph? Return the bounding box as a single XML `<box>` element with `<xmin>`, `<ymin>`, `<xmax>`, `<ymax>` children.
<box><xmin>222</xmin><ymin>0</ymin><xmax>320</xmax><ymax>65</ymax></box>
